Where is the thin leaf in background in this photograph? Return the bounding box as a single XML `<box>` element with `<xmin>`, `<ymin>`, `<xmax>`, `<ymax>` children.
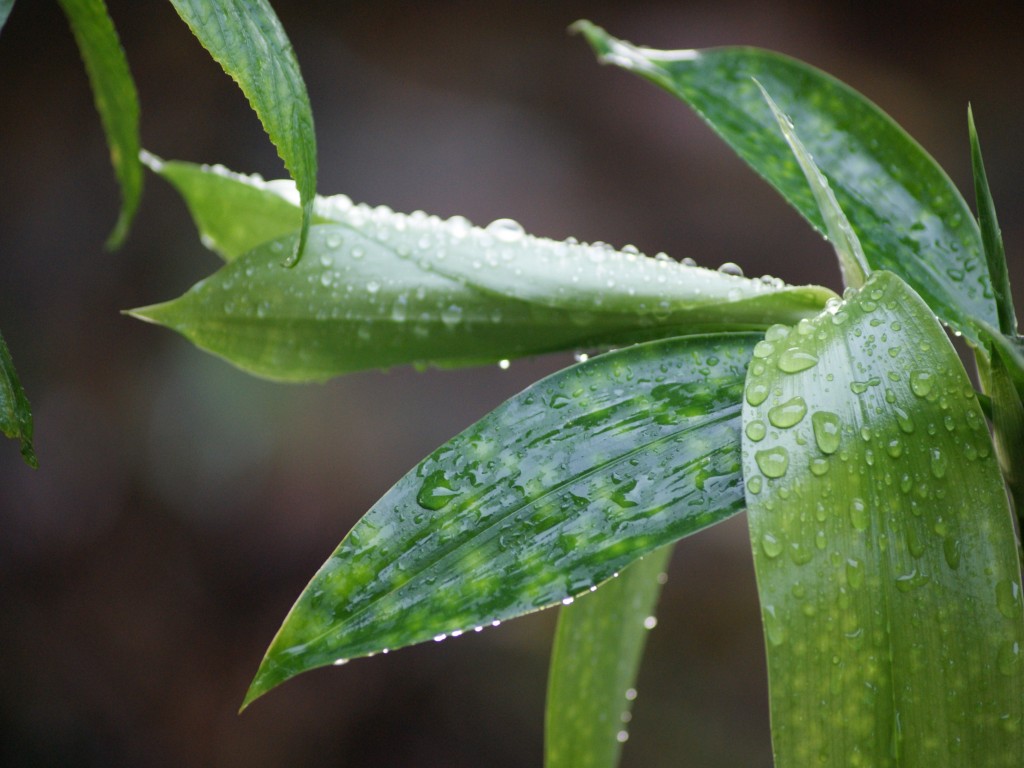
<box><xmin>57</xmin><ymin>0</ymin><xmax>141</xmax><ymax>248</ymax></box>
<box><xmin>243</xmin><ymin>333</ymin><xmax>757</xmax><ymax>707</ymax></box>
<box><xmin>743</xmin><ymin>270</ymin><xmax>1024</xmax><ymax>766</ymax></box>
<box><xmin>546</xmin><ymin>545</ymin><xmax>671</xmax><ymax>768</ymax></box>
<box><xmin>0</xmin><ymin>0</ymin><xmax>14</xmax><ymax>36</ymax></box>
<box><xmin>575</xmin><ymin>21</ymin><xmax>998</xmax><ymax>350</ymax></box>
<box><xmin>0</xmin><ymin>329</ymin><xmax>36</xmax><ymax>467</ymax></box>
<box><xmin>167</xmin><ymin>0</ymin><xmax>317</xmax><ymax>266</ymax></box>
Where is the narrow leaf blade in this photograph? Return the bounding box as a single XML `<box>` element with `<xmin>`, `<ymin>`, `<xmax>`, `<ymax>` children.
<box><xmin>167</xmin><ymin>0</ymin><xmax>317</xmax><ymax>265</ymax></box>
<box><xmin>545</xmin><ymin>544</ymin><xmax>671</xmax><ymax>768</ymax></box>
<box><xmin>743</xmin><ymin>271</ymin><xmax>1024</xmax><ymax>765</ymax></box>
<box><xmin>0</xmin><ymin>329</ymin><xmax>37</xmax><ymax>467</ymax></box>
<box><xmin>244</xmin><ymin>333</ymin><xmax>757</xmax><ymax>707</ymax></box>
<box><xmin>575</xmin><ymin>22</ymin><xmax>997</xmax><ymax>347</ymax></box>
<box><xmin>58</xmin><ymin>0</ymin><xmax>141</xmax><ymax>248</ymax></box>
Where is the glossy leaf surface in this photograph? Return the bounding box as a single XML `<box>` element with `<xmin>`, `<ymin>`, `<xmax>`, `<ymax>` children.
<box><xmin>167</xmin><ymin>0</ymin><xmax>316</xmax><ymax>265</ymax></box>
<box><xmin>0</xmin><ymin>329</ymin><xmax>36</xmax><ymax>467</ymax></box>
<box><xmin>743</xmin><ymin>271</ymin><xmax>1023</xmax><ymax>766</ymax></box>
<box><xmin>58</xmin><ymin>0</ymin><xmax>141</xmax><ymax>248</ymax></box>
<box><xmin>546</xmin><ymin>545</ymin><xmax>671</xmax><ymax>768</ymax></box>
<box><xmin>576</xmin><ymin>22</ymin><xmax>998</xmax><ymax>348</ymax></box>
<box><xmin>244</xmin><ymin>333</ymin><xmax>757</xmax><ymax>706</ymax></box>
<box><xmin>0</xmin><ymin>0</ymin><xmax>14</xmax><ymax>36</ymax></box>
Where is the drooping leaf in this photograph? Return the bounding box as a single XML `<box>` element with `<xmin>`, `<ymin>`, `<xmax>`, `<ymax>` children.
<box><xmin>575</xmin><ymin>22</ymin><xmax>998</xmax><ymax>348</ymax></box>
<box><xmin>0</xmin><ymin>329</ymin><xmax>36</xmax><ymax>467</ymax></box>
<box><xmin>130</xmin><ymin>169</ymin><xmax>833</xmax><ymax>379</ymax></box>
<box><xmin>244</xmin><ymin>333</ymin><xmax>757</xmax><ymax>707</ymax></box>
<box><xmin>167</xmin><ymin>0</ymin><xmax>317</xmax><ymax>265</ymax></box>
<box><xmin>545</xmin><ymin>544</ymin><xmax>671</xmax><ymax>768</ymax></box>
<box><xmin>0</xmin><ymin>0</ymin><xmax>14</xmax><ymax>36</ymax></box>
<box><xmin>57</xmin><ymin>0</ymin><xmax>141</xmax><ymax>248</ymax></box>
<box><xmin>968</xmin><ymin>106</ymin><xmax>1016</xmax><ymax>337</ymax></box>
<box><xmin>742</xmin><ymin>270</ymin><xmax>1023</xmax><ymax>766</ymax></box>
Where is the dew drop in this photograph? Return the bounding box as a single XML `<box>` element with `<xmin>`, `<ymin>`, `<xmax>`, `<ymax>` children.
<box><xmin>745</xmin><ymin>381</ymin><xmax>770</xmax><ymax>407</ymax></box>
<box><xmin>910</xmin><ymin>370</ymin><xmax>934</xmax><ymax>398</ymax></box>
<box><xmin>929</xmin><ymin>447</ymin><xmax>947</xmax><ymax>479</ymax></box>
<box><xmin>416</xmin><ymin>470</ymin><xmax>461</xmax><ymax>510</ymax></box>
<box><xmin>849</xmin><ymin>497</ymin><xmax>869</xmax><ymax>531</ymax></box>
<box><xmin>486</xmin><ymin>217</ymin><xmax>525</xmax><ymax>243</ymax></box>
<box><xmin>717</xmin><ymin>261</ymin><xmax>744</xmax><ymax>277</ymax></box>
<box><xmin>777</xmin><ymin>347</ymin><xmax>819</xmax><ymax>373</ymax></box>
<box><xmin>811</xmin><ymin>411</ymin><xmax>842</xmax><ymax>454</ymax></box>
<box><xmin>761</xmin><ymin>532</ymin><xmax>783</xmax><ymax>558</ymax></box>
<box><xmin>809</xmin><ymin>457</ymin><xmax>829</xmax><ymax>476</ymax></box>
<box><xmin>845</xmin><ymin>557</ymin><xmax>864</xmax><ymax>589</ymax></box>
<box><xmin>763</xmin><ymin>604</ymin><xmax>786</xmax><ymax>646</ymax></box>
<box><xmin>745</xmin><ymin>420</ymin><xmax>767</xmax><ymax>442</ymax></box>
<box><xmin>440</xmin><ymin>304</ymin><xmax>464</xmax><ymax>327</ymax></box>
<box><xmin>998</xmin><ymin>641</ymin><xmax>1021</xmax><ymax>676</ymax></box>
<box><xmin>768</xmin><ymin>396</ymin><xmax>808</xmax><ymax>428</ymax></box>
<box><xmin>755</xmin><ymin>447</ymin><xmax>790</xmax><ymax>478</ymax></box>
<box><xmin>996</xmin><ymin>580</ymin><xmax>1021</xmax><ymax>619</ymax></box>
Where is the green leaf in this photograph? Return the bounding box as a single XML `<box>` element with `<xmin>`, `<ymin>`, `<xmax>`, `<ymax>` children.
<box><xmin>0</xmin><ymin>0</ymin><xmax>15</xmax><ymax>36</ymax></box>
<box><xmin>243</xmin><ymin>333</ymin><xmax>757</xmax><ymax>707</ymax></box>
<box><xmin>167</xmin><ymin>0</ymin><xmax>317</xmax><ymax>266</ymax></box>
<box><xmin>574</xmin><ymin>22</ymin><xmax>998</xmax><ymax>348</ymax></box>
<box><xmin>0</xmin><ymin>329</ymin><xmax>37</xmax><ymax>467</ymax></box>
<box><xmin>743</xmin><ymin>270</ymin><xmax>1023</xmax><ymax>766</ymax></box>
<box><xmin>968</xmin><ymin>107</ymin><xmax>1016</xmax><ymax>337</ymax></box>
<box><xmin>131</xmin><ymin>163</ymin><xmax>834</xmax><ymax>379</ymax></box>
<box><xmin>977</xmin><ymin>332</ymin><xmax>1024</xmax><ymax>523</ymax></box>
<box><xmin>545</xmin><ymin>544</ymin><xmax>671</xmax><ymax>768</ymax></box>
<box><xmin>58</xmin><ymin>0</ymin><xmax>141</xmax><ymax>248</ymax></box>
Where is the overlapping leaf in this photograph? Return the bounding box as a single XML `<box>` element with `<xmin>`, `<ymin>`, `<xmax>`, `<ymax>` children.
<box><xmin>575</xmin><ymin>22</ymin><xmax>998</xmax><ymax>349</ymax></box>
<box><xmin>243</xmin><ymin>333</ymin><xmax>756</xmax><ymax>707</ymax></box>
<box><xmin>167</xmin><ymin>0</ymin><xmax>317</xmax><ymax>265</ymax></box>
<box><xmin>0</xmin><ymin>329</ymin><xmax>36</xmax><ymax>467</ymax></box>
<box><xmin>546</xmin><ymin>545</ymin><xmax>671</xmax><ymax>768</ymax></box>
<box><xmin>743</xmin><ymin>270</ymin><xmax>1024</xmax><ymax>766</ymax></box>
<box><xmin>58</xmin><ymin>0</ymin><xmax>141</xmax><ymax>248</ymax></box>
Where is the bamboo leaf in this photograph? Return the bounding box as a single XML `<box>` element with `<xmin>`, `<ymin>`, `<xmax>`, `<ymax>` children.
<box><xmin>243</xmin><ymin>333</ymin><xmax>756</xmax><ymax>707</ymax></box>
<box><xmin>167</xmin><ymin>0</ymin><xmax>317</xmax><ymax>265</ymax></box>
<box><xmin>58</xmin><ymin>0</ymin><xmax>141</xmax><ymax>248</ymax></box>
<box><xmin>545</xmin><ymin>545</ymin><xmax>671</xmax><ymax>768</ymax></box>
<box><xmin>0</xmin><ymin>329</ymin><xmax>36</xmax><ymax>468</ymax></box>
<box><xmin>575</xmin><ymin>22</ymin><xmax>997</xmax><ymax>348</ymax></box>
<box><xmin>743</xmin><ymin>270</ymin><xmax>1023</xmax><ymax>766</ymax></box>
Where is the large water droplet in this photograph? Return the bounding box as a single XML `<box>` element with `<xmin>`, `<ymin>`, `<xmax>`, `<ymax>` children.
<box><xmin>417</xmin><ymin>470</ymin><xmax>461</xmax><ymax>510</ymax></box>
<box><xmin>846</xmin><ymin>557</ymin><xmax>864</xmax><ymax>589</ymax></box>
<box><xmin>761</xmin><ymin>531</ymin><xmax>783</xmax><ymax>558</ymax></box>
<box><xmin>768</xmin><ymin>396</ymin><xmax>808</xmax><ymax>428</ymax></box>
<box><xmin>763</xmin><ymin>604</ymin><xmax>786</xmax><ymax>646</ymax></box>
<box><xmin>755</xmin><ymin>447</ymin><xmax>790</xmax><ymax>478</ymax></box>
<box><xmin>745</xmin><ymin>420</ymin><xmax>767</xmax><ymax>442</ymax></box>
<box><xmin>812</xmin><ymin>411</ymin><xmax>842</xmax><ymax>454</ymax></box>
<box><xmin>910</xmin><ymin>370</ymin><xmax>934</xmax><ymax>398</ymax></box>
<box><xmin>486</xmin><ymin>217</ymin><xmax>525</xmax><ymax>243</ymax></box>
<box><xmin>717</xmin><ymin>261</ymin><xmax>744</xmax><ymax>277</ymax></box>
<box><xmin>849</xmin><ymin>497</ymin><xmax>869</xmax><ymax>531</ymax></box>
<box><xmin>929</xmin><ymin>447</ymin><xmax>948</xmax><ymax>479</ymax></box>
<box><xmin>777</xmin><ymin>347</ymin><xmax>819</xmax><ymax>373</ymax></box>
<box><xmin>745</xmin><ymin>381</ymin><xmax>770</xmax><ymax>407</ymax></box>
<box><xmin>440</xmin><ymin>304</ymin><xmax>464</xmax><ymax>327</ymax></box>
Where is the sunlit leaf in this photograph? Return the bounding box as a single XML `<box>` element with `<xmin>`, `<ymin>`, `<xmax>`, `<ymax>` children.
<box><xmin>546</xmin><ymin>545</ymin><xmax>671</xmax><ymax>768</ymax></box>
<box><xmin>57</xmin><ymin>0</ymin><xmax>141</xmax><ymax>248</ymax></box>
<box><xmin>575</xmin><ymin>21</ymin><xmax>998</xmax><ymax>348</ymax></box>
<box><xmin>243</xmin><ymin>333</ymin><xmax>757</xmax><ymax>707</ymax></box>
<box><xmin>0</xmin><ymin>329</ymin><xmax>36</xmax><ymax>467</ymax></box>
<box><xmin>167</xmin><ymin>0</ymin><xmax>317</xmax><ymax>265</ymax></box>
<box><xmin>743</xmin><ymin>270</ymin><xmax>1023</xmax><ymax>766</ymax></box>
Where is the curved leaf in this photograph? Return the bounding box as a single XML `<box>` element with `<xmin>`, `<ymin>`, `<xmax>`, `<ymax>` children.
<box><xmin>243</xmin><ymin>333</ymin><xmax>757</xmax><ymax>707</ymax></box>
<box><xmin>743</xmin><ymin>270</ymin><xmax>1024</xmax><ymax>766</ymax></box>
<box><xmin>167</xmin><ymin>0</ymin><xmax>316</xmax><ymax>265</ymax></box>
<box><xmin>575</xmin><ymin>22</ymin><xmax>997</xmax><ymax>348</ymax></box>
<box><xmin>58</xmin><ymin>0</ymin><xmax>141</xmax><ymax>248</ymax></box>
<box><xmin>545</xmin><ymin>544</ymin><xmax>671</xmax><ymax>768</ymax></box>
<box><xmin>0</xmin><ymin>0</ymin><xmax>14</xmax><ymax>36</ymax></box>
<box><xmin>0</xmin><ymin>329</ymin><xmax>36</xmax><ymax>467</ymax></box>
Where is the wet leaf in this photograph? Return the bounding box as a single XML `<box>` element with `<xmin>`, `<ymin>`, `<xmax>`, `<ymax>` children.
<box><xmin>58</xmin><ymin>0</ymin><xmax>141</xmax><ymax>248</ymax></box>
<box><xmin>546</xmin><ymin>545</ymin><xmax>671</xmax><ymax>768</ymax></box>
<box><xmin>575</xmin><ymin>22</ymin><xmax>998</xmax><ymax>348</ymax></box>
<box><xmin>244</xmin><ymin>333</ymin><xmax>756</xmax><ymax>707</ymax></box>
<box><xmin>0</xmin><ymin>329</ymin><xmax>36</xmax><ymax>467</ymax></box>
<box><xmin>167</xmin><ymin>0</ymin><xmax>316</xmax><ymax>265</ymax></box>
<box><xmin>743</xmin><ymin>270</ymin><xmax>1023</xmax><ymax>766</ymax></box>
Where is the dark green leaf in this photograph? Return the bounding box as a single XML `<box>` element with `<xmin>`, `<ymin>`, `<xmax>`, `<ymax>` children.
<box><xmin>977</xmin><ymin>333</ymin><xmax>1024</xmax><ymax>524</ymax></box>
<box><xmin>545</xmin><ymin>545</ymin><xmax>671</xmax><ymax>768</ymax></box>
<box><xmin>58</xmin><ymin>0</ymin><xmax>141</xmax><ymax>248</ymax></box>
<box><xmin>0</xmin><ymin>329</ymin><xmax>36</xmax><ymax>467</ymax></box>
<box><xmin>0</xmin><ymin>0</ymin><xmax>14</xmax><ymax>36</ymax></box>
<box><xmin>743</xmin><ymin>270</ymin><xmax>1023</xmax><ymax>766</ymax></box>
<box><xmin>969</xmin><ymin>106</ymin><xmax>1016</xmax><ymax>337</ymax></box>
<box><xmin>575</xmin><ymin>22</ymin><xmax>997</xmax><ymax>348</ymax></box>
<box><xmin>167</xmin><ymin>0</ymin><xmax>317</xmax><ymax>265</ymax></box>
<box><xmin>243</xmin><ymin>333</ymin><xmax>757</xmax><ymax>707</ymax></box>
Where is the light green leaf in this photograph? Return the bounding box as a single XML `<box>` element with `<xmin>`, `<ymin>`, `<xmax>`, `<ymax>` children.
<box><xmin>0</xmin><ymin>0</ymin><xmax>15</xmax><ymax>36</ymax></box>
<box><xmin>0</xmin><ymin>329</ymin><xmax>36</xmax><ymax>467</ymax></box>
<box><xmin>131</xmin><ymin>164</ymin><xmax>834</xmax><ymax>379</ymax></box>
<box><xmin>545</xmin><ymin>545</ymin><xmax>671</xmax><ymax>768</ymax></box>
<box><xmin>743</xmin><ymin>270</ymin><xmax>1023</xmax><ymax>766</ymax></box>
<box><xmin>167</xmin><ymin>0</ymin><xmax>317</xmax><ymax>265</ymax></box>
<box><xmin>58</xmin><ymin>0</ymin><xmax>141</xmax><ymax>248</ymax></box>
<box><xmin>575</xmin><ymin>22</ymin><xmax>997</xmax><ymax>348</ymax></box>
<box><xmin>243</xmin><ymin>333</ymin><xmax>756</xmax><ymax>707</ymax></box>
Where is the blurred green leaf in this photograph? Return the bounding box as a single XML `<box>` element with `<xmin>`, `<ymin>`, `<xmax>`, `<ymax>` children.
<box><xmin>167</xmin><ymin>0</ymin><xmax>317</xmax><ymax>265</ymax></box>
<box><xmin>546</xmin><ymin>544</ymin><xmax>671</xmax><ymax>768</ymax></box>
<box><xmin>244</xmin><ymin>333</ymin><xmax>757</xmax><ymax>707</ymax></box>
<box><xmin>0</xmin><ymin>0</ymin><xmax>14</xmax><ymax>36</ymax></box>
<box><xmin>743</xmin><ymin>270</ymin><xmax>1023</xmax><ymax>766</ymax></box>
<box><xmin>132</xmin><ymin>164</ymin><xmax>834</xmax><ymax>379</ymax></box>
<box><xmin>0</xmin><ymin>329</ymin><xmax>36</xmax><ymax>467</ymax></box>
<box><xmin>58</xmin><ymin>0</ymin><xmax>141</xmax><ymax>248</ymax></box>
<box><xmin>575</xmin><ymin>22</ymin><xmax>997</xmax><ymax>348</ymax></box>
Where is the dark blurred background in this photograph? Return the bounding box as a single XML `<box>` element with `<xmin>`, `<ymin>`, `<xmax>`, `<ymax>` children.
<box><xmin>1</xmin><ymin>1</ymin><xmax>1022</xmax><ymax>765</ymax></box>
